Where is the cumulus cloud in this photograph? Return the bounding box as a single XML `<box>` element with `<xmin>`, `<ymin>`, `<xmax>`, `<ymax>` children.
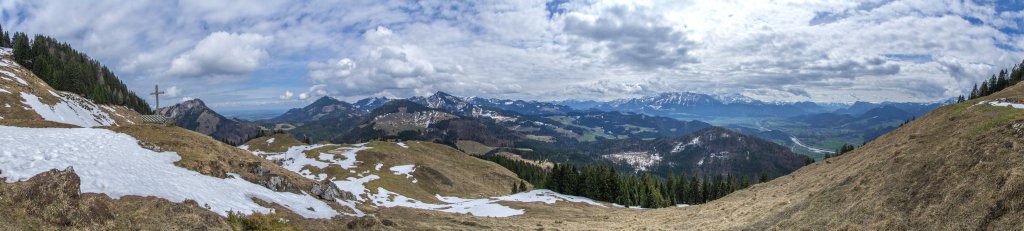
<box><xmin>309</xmin><ymin>58</ymin><xmax>357</xmax><ymax>82</ymax></box>
<box><xmin>164</xmin><ymin>86</ymin><xmax>182</xmax><ymax>97</ymax></box>
<box><xmin>297</xmin><ymin>84</ymin><xmax>328</xmax><ymax>100</ymax></box>
<box><xmin>166</xmin><ymin>32</ymin><xmax>273</xmax><ymax>77</ymax></box>
<box><xmin>279</xmin><ymin>90</ymin><xmax>294</xmax><ymax>100</ymax></box>
<box><xmin>561</xmin><ymin>3</ymin><xmax>699</xmax><ymax>69</ymax></box>
<box><xmin>305</xmin><ymin>26</ymin><xmax>465</xmax><ymax>97</ymax></box>
<box><xmin>4</xmin><ymin>0</ymin><xmax>1024</xmax><ymax>107</ymax></box>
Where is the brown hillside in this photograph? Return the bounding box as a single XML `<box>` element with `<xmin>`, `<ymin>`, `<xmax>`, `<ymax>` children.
<box><xmin>379</xmin><ymin>82</ymin><xmax>1024</xmax><ymax>230</ymax></box>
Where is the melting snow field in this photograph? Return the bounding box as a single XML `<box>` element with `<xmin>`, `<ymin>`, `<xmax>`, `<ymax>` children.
<box><xmin>602</xmin><ymin>151</ymin><xmax>662</xmax><ymax>172</ymax></box>
<box><xmin>249</xmin><ymin>142</ymin><xmax>608</xmax><ymax>218</ymax></box>
<box><xmin>19</xmin><ymin>92</ymin><xmax>116</xmax><ymax>127</ymax></box>
<box><xmin>987</xmin><ymin>100</ymin><xmax>1024</xmax><ymax>109</ymax></box>
<box><xmin>0</xmin><ymin>126</ymin><xmax>337</xmax><ymax>218</ymax></box>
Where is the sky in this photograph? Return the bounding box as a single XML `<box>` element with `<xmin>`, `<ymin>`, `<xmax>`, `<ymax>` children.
<box><xmin>2</xmin><ymin>0</ymin><xmax>1023</xmax><ymax>110</ymax></box>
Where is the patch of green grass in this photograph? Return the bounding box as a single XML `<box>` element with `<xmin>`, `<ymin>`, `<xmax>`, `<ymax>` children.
<box><xmin>577</xmin><ymin>134</ymin><xmax>596</xmax><ymax>142</ymax></box>
<box><xmin>301</xmin><ymin>145</ymin><xmax>340</xmax><ymax>159</ymax></box>
<box><xmin>969</xmin><ymin>106</ymin><xmax>1024</xmax><ymax>137</ymax></box>
<box><xmin>526</xmin><ymin>135</ymin><xmax>555</xmax><ymax>142</ymax></box>
<box><xmin>616</xmin><ymin>124</ymin><xmax>656</xmax><ymax>134</ymax></box>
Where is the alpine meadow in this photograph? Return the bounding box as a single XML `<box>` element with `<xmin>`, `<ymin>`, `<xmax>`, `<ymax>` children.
<box><xmin>1</xmin><ymin>1</ymin><xmax>1024</xmax><ymax>230</ymax></box>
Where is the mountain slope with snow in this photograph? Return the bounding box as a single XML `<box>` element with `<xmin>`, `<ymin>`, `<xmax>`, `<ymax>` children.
<box><xmin>0</xmin><ymin>48</ymin><xmax>140</xmax><ymax>127</ymax></box>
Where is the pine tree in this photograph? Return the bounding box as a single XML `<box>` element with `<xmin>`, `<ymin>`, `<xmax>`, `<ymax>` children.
<box><xmin>758</xmin><ymin>171</ymin><xmax>769</xmax><ymax>183</ymax></box>
<box><xmin>675</xmin><ymin>172</ymin><xmax>689</xmax><ymax>204</ymax></box>
<box><xmin>970</xmin><ymin>84</ymin><xmax>979</xmax><ymax>99</ymax></box>
<box><xmin>12</xmin><ymin>32</ymin><xmax>31</xmax><ymax>68</ymax></box>
<box><xmin>518</xmin><ymin>180</ymin><xmax>528</xmax><ymax>192</ymax></box>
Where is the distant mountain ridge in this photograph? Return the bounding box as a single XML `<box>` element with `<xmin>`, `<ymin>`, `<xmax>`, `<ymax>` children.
<box><xmin>158</xmin><ymin>99</ymin><xmax>263</xmax><ymax>144</ymax></box>
<box><xmin>269</xmin><ymin>96</ymin><xmax>368</xmax><ymax>123</ymax></box>
<box><xmin>263</xmin><ymin>91</ymin><xmax>809</xmax><ymax>178</ymax></box>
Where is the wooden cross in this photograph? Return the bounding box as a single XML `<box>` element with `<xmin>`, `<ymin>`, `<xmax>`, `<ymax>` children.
<box><xmin>150</xmin><ymin>85</ymin><xmax>165</xmax><ymax>110</ymax></box>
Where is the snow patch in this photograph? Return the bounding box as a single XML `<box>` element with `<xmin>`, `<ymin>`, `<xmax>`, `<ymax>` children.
<box><xmin>262</xmin><ymin>144</ymin><xmax>332</xmax><ymax>179</ymax></box>
<box><xmin>602</xmin><ymin>151</ymin><xmax>662</xmax><ymax>172</ymax></box>
<box><xmin>266</xmin><ymin>138</ymin><xmax>275</xmax><ymax>144</ymax></box>
<box><xmin>0</xmin><ymin>70</ymin><xmax>27</xmax><ymax>85</ymax></box>
<box><xmin>374</xmin><ymin>163</ymin><xmax>384</xmax><ymax>171</ymax></box>
<box><xmin>396</xmin><ymin>142</ymin><xmax>408</xmax><ymax>148</ymax></box>
<box><xmin>389</xmin><ymin>164</ymin><xmax>417</xmax><ymax>183</ymax></box>
<box><xmin>671</xmin><ymin>137</ymin><xmax>701</xmax><ymax>153</ymax></box>
<box><xmin>987</xmin><ymin>99</ymin><xmax>1024</xmax><ymax>109</ymax></box>
<box><xmin>0</xmin><ymin>126</ymin><xmax>337</xmax><ymax>218</ymax></box>
<box><xmin>20</xmin><ymin>92</ymin><xmax>116</xmax><ymax>127</ymax></box>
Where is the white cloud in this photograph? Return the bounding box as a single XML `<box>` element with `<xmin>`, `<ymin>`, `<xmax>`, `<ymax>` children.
<box><xmin>308</xmin><ymin>58</ymin><xmax>357</xmax><ymax>82</ymax></box>
<box><xmin>164</xmin><ymin>86</ymin><xmax>182</xmax><ymax>97</ymax></box>
<box><xmin>166</xmin><ymin>32</ymin><xmax>273</xmax><ymax>77</ymax></box>
<box><xmin>279</xmin><ymin>90</ymin><xmax>294</xmax><ymax>100</ymax></box>
<box><xmin>4</xmin><ymin>0</ymin><xmax>1023</xmax><ymax>107</ymax></box>
<box><xmin>296</xmin><ymin>84</ymin><xmax>328</xmax><ymax>100</ymax></box>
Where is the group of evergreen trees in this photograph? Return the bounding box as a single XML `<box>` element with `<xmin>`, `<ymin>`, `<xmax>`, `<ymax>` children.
<box><xmin>823</xmin><ymin>143</ymin><xmax>856</xmax><ymax>159</ymax></box>
<box><xmin>511</xmin><ymin>180</ymin><xmax>528</xmax><ymax>193</ymax></box>
<box><xmin>1</xmin><ymin>24</ymin><xmax>152</xmax><ymax>114</ymax></box>
<box><xmin>479</xmin><ymin>154</ymin><xmax>770</xmax><ymax>208</ymax></box>
<box><xmin>961</xmin><ymin>59</ymin><xmax>1024</xmax><ymax>102</ymax></box>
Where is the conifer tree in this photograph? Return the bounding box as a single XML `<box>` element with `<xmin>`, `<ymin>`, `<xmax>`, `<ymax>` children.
<box><xmin>970</xmin><ymin>84</ymin><xmax>979</xmax><ymax>99</ymax></box>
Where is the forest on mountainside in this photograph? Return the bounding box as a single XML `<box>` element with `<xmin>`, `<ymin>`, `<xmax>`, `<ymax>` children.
<box><xmin>480</xmin><ymin>154</ymin><xmax>771</xmax><ymax>208</ymax></box>
<box><xmin>2</xmin><ymin>25</ymin><xmax>152</xmax><ymax>114</ymax></box>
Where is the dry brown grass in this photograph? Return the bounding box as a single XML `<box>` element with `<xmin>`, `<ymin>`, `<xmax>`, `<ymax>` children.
<box><xmin>455</xmin><ymin>140</ymin><xmax>495</xmax><ymax>155</ymax></box>
<box><xmin>354</xmin><ymin>83</ymin><xmax>1024</xmax><ymax>230</ymax></box>
<box><xmin>0</xmin><ymin>53</ymin><xmax>142</xmax><ymax>127</ymax></box>
<box><xmin>244</xmin><ymin>133</ymin><xmax>308</xmax><ymax>153</ymax></box>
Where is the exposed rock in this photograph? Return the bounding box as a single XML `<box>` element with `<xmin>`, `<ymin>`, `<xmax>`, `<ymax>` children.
<box><xmin>310</xmin><ymin>181</ymin><xmax>351</xmax><ymax>201</ymax></box>
<box><xmin>249</xmin><ymin>163</ymin><xmax>272</xmax><ymax>177</ymax></box>
<box><xmin>260</xmin><ymin>176</ymin><xmax>293</xmax><ymax>192</ymax></box>
<box><xmin>136</xmin><ymin>141</ymin><xmax>162</xmax><ymax>152</ymax></box>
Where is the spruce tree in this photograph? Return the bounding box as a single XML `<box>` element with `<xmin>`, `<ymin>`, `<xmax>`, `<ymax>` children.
<box><xmin>979</xmin><ymin>81</ymin><xmax>990</xmax><ymax>97</ymax></box>
<box><xmin>970</xmin><ymin>84</ymin><xmax>979</xmax><ymax>99</ymax></box>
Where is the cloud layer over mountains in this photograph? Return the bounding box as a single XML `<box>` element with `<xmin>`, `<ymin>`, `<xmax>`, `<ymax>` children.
<box><xmin>2</xmin><ymin>0</ymin><xmax>1022</xmax><ymax>109</ymax></box>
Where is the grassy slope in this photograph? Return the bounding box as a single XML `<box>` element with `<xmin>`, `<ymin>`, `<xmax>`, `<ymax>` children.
<box><xmin>245</xmin><ymin>137</ymin><xmax>524</xmax><ymax>202</ymax></box>
<box><xmin>380</xmin><ymin>83</ymin><xmax>1024</xmax><ymax>230</ymax></box>
<box><xmin>0</xmin><ymin>53</ymin><xmax>141</xmax><ymax>127</ymax></box>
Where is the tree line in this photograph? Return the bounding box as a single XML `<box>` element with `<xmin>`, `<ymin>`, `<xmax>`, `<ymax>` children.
<box><xmin>960</xmin><ymin>59</ymin><xmax>1024</xmax><ymax>102</ymax></box>
<box><xmin>1</xmin><ymin>24</ymin><xmax>152</xmax><ymax>114</ymax></box>
<box><xmin>478</xmin><ymin>154</ymin><xmax>771</xmax><ymax>208</ymax></box>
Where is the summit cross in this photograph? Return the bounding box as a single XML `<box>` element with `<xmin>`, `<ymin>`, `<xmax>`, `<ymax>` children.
<box><xmin>150</xmin><ymin>85</ymin><xmax>166</xmax><ymax>110</ymax></box>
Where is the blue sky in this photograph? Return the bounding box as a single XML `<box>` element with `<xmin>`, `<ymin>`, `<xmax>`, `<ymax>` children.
<box><xmin>2</xmin><ymin>0</ymin><xmax>1023</xmax><ymax>110</ymax></box>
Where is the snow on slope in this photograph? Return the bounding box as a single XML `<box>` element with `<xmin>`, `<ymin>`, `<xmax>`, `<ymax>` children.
<box><xmin>19</xmin><ymin>92</ymin><xmax>117</xmax><ymax>127</ymax></box>
<box><xmin>0</xmin><ymin>126</ymin><xmax>337</xmax><ymax>218</ymax></box>
<box><xmin>249</xmin><ymin>142</ymin><xmax>607</xmax><ymax>217</ymax></box>
<box><xmin>602</xmin><ymin>151</ymin><xmax>662</xmax><ymax>172</ymax></box>
<box><xmin>985</xmin><ymin>99</ymin><xmax>1024</xmax><ymax>109</ymax></box>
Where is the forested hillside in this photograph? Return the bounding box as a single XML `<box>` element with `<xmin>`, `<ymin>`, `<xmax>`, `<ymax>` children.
<box><xmin>3</xmin><ymin>26</ymin><xmax>151</xmax><ymax>114</ymax></box>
